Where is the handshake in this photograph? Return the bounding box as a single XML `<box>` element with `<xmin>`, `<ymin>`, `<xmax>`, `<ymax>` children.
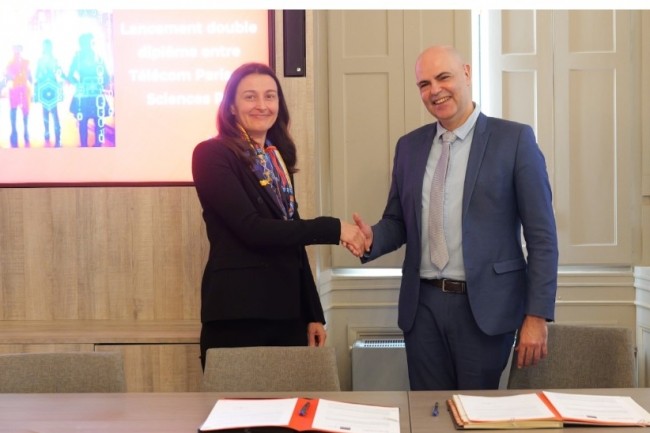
<box><xmin>340</xmin><ymin>213</ymin><xmax>373</xmax><ymax>258</ymax></box>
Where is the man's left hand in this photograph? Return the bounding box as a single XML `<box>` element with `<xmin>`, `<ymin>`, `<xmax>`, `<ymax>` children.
<box><xmin>514</xmin><ymin>315</ymin><xmax>548</xmax><ymax>368</ymax></box>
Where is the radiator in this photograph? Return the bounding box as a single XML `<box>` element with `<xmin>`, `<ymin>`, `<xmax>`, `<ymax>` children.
<box><xmin>351</xmin><ymin>338</ymin><xmax>410</xmax><ymax>391</ymax></box>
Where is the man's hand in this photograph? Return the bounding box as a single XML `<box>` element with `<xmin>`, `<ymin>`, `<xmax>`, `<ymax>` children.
<box><xmin>514</xmin><ymin>315</ymin><xmax>548</xmax><ymax>368</ymax></box>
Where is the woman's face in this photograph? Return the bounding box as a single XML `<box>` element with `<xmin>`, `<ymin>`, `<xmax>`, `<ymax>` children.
<box><xmin>231</xmin><ymin>73</ymin><xmax>279</xmax><ymax>144</ymax></box>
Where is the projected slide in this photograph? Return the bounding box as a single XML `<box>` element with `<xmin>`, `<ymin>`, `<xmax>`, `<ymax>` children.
<box><xmin>0</xmin><ymin>7</ymin><xmax>270</xmax><ymax>184</ymax></box>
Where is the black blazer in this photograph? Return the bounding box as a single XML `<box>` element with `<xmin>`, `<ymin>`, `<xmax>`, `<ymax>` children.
<box><xmin>192</xmin><ymin>138</ymin><xmax>340</xmax><ymax>324</ymax></box>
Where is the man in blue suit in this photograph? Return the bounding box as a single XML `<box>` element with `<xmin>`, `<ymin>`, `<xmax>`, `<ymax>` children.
<box><xmin>353</xmin><ymin>45</ymin><xmax>558</xmax><ymax>390</ymax></box>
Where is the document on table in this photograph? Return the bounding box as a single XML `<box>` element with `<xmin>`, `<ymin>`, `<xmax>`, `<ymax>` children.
<box><xmin>199</xmin><ymin>397</ymin><xmax>400</xmax><ymax>433</ymax></box>
<box><xmin>447</xmin><ymin>394</ymin><xmax>562</xmax><ymax>429</ymax></box>
<box><xmin>200</xmin><ymin>398</ymin><xmax>298</xmax><ymax>430</ymax></box>
<box><xmin>454</xmin><ymin>394</ymin><xmax>558</xmax><ymax>421</ymax></box>
<box><xmin>311</xmin><ymin>398</ymin><xmax>400</xmax><ymax>433</ymax></box>
<box><xmin>542</xmin><ymin>391</ymin><xmax>650</xmax><ymax>425</ymax></box>
<box><xmin>448</xmin><ymin>391</ymin><xmax>650</xmax><ymax>429</ymax></box>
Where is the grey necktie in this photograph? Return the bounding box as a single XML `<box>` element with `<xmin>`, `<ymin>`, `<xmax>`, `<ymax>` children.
<box><xmin>429</xmin><ymin>131</ymin><xmax>456</xmax><ymax>269</ymax></box>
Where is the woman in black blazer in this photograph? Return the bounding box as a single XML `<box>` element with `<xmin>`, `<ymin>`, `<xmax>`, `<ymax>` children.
<box><xmin>192</xmin><ymin>63</ymin><xmax>364</xmax><ymax>369</ymax></box>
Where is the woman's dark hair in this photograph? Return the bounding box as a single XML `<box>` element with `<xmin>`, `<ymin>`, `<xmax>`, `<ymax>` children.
<box><xmin>216</xmin><ymin>62</ymin><xmax>297</xmax><ymax>173</ymax></box>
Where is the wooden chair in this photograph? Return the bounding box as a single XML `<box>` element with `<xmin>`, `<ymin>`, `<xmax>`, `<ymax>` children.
<box><xmin>201</xmin><ymin>346</ymin><xmax>341</xmax><ymax>392</ymax></box>
<box><xmin>507</xmin><ymin>324</ymin><xmax>636</xmax><ymax>389</ymax></box>
<box><xmin>0</xmin><ymin>351</ymin><xmax>126</xmax><ymax>393</ymax></box>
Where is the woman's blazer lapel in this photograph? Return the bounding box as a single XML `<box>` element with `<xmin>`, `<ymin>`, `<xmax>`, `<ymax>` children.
<box><xmin>243</xmin><ymin>167</ymin><xmax>286</xmax><ymax>219</ymax></box>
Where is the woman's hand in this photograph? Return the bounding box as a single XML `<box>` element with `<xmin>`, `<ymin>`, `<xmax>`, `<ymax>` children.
<box><xmin>353</xmin><ymin>212</ymin><xmax>373</xmax><ymax>252</ymax></box>
<box><xmin>340</xmin><ymin>220</ymin><xmax>366</xmax><ymax>257</ymax></box>
<box><xmin>307</xmin><ymin>322</ymin><xmax>327</xmax><ymax>347</ymax></box>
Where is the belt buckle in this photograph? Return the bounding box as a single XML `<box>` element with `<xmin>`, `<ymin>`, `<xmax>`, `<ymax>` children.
<box><xmin>441</xmin><ymin>279</ymin><xmax>461</xmax><ymax>294</ymax></box>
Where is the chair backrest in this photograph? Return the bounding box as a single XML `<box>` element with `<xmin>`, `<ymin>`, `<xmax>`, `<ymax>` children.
<box><xmin>201</xmin><ymin>346</ymin><xmax>341</xmax><ymax>392</ymax></box>
<box><xmin>507</xmin><ymin>324</ymin><xmax>636</xmax><ymax>389</ymax></box>
<box><xmin>0</xmin><ymin>351</ymin><xmax>126</xmax><ymax>393</ymax></box>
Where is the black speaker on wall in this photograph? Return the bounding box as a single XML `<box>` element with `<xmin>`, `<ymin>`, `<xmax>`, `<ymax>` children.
<box><xmin>283</xmin><ymin>10</ymin><xmax>306</xmax><ymax>77</ymax></box>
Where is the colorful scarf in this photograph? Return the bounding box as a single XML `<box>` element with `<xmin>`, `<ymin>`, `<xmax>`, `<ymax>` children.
<box><xmin>238</xmin><ymin>124</ymin><xmax>295</xmax><ymax>220</ymax></box>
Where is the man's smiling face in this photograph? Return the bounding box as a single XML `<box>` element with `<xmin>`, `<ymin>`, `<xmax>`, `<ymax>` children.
<box><xmin>415</xmin><ymin>46</ymin><xmax>473</xmax><ymax>131</ymax></box>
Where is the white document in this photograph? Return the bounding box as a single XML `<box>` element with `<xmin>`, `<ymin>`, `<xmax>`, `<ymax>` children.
<box><xmin>199</xmin><ymin>398</ymin><xmax>400</xmax><ymax>433</ymax></box>
<box><xmin>200</xmin><ymin>398</ymin><xmax>297</xmax><ymax>430</ymax></box>
<box><xmin>454</xmin><ymin>394</ymin><xmax>557</xmax><ymax>422</ymax></box>
<box><xmin>542</xmin><ymin>391</ymin><xmax>650</xmax><ymax>425</ymax></box>
<box><xmin>312</xmin><ymin>399</ymin><xmax>400</xmax><ymax>433</ymax></box>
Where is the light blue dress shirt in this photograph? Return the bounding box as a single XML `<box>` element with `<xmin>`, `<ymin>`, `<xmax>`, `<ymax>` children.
<box><xmin>420</xmin><ymin>104</ymin><xmax>481</xmax><ymax>280</ymax></box>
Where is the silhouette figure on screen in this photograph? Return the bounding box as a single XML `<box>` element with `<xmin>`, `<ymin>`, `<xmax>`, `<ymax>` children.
<box><xmin>5</xmin><ymin>44</ymin><xmax>32</xmax><ymax>148</ymax></box>
<box><xmin>67</xmin><ymin>33</ymin><xmax>111</xmax><ymax>147</ymax></box>
<box><xmin>35</xmin><ymin>38</ymin><xmax>65</xmax><ymax>147</ymax></box>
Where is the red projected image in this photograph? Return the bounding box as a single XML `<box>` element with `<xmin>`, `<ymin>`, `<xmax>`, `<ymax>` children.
<box><xmin>1</xmin><ymin>9</ymin><xmax>114</xmax><ymax>150</ymax></box>
<box><xmin>0</xmin><ymin>7</ymin><xmax>270</xmax><ymax>185</ymax></box>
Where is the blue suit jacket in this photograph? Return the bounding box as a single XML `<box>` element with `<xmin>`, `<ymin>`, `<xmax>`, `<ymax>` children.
<box><xmin>365</xmin><ymin>113</ymin><xmax>558</xmax><ymax>335</ymax></box>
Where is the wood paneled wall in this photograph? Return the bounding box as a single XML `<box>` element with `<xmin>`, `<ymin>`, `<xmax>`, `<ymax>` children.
<box><xmin>0</xmin><ymin>186</ymin><xmax>206</xmax><ymax>321</ymax></box>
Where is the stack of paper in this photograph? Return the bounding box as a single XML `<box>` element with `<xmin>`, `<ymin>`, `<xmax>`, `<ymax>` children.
<box><xmin>447</xmin><ymin>391</ymin><xmax>650</xmax><ymax>429</ymax></box>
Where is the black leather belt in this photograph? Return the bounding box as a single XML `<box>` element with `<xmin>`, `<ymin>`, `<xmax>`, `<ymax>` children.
<box><xmin>421</xmin><ymin>278</ymin><xmax>467</xmax><ymax>294</ymax></box>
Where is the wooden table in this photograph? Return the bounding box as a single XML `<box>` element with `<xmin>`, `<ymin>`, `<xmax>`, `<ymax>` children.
<box><xmin>408</xmin><ymin>388</ymin><xmax>650</xmax><ymax>433</ymax></box>
<box><xmin>0</xmin><ymin>391</ymin><xmax>410</xmax><ymax>433</ymax></box>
